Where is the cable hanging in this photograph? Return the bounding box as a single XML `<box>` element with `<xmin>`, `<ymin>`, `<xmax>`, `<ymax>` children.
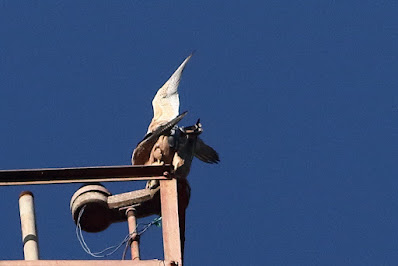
<box><xmin>75</xmin><ymin>205</ymin><xmax>162</xmax><ymax>259</ymax></box>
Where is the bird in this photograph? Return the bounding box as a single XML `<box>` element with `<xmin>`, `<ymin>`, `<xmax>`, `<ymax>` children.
<box><xmin>131</xmin><ymin>53</ymin><xmax>219</xmax><ymax>189</ymax></box>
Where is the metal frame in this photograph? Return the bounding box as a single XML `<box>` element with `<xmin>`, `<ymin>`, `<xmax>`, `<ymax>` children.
<box><xmin>0</xmin><ymin>165</ymin><xmax>184</xmax><ymax>266</ymax></box>
<box><xmin>0</xmin><ymin>165</ymin><xmax>173</xmax><ymax>185</ymax></box>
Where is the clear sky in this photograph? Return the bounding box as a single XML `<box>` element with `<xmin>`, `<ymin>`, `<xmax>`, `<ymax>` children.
<box><xmin>0</xmin><ymin>1</ymin><xmax>397</xmax><ymax>265</ymax></box>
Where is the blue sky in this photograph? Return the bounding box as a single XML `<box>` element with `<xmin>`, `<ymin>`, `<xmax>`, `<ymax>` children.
<box><xmin>0</xmin><ymin>1</ymin><xmax>397</xmax><ymax>265</ymax></box>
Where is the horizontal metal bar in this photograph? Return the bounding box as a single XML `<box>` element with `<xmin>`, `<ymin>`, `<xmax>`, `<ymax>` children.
<box><xmin>0</xmin><ymin>165</ymin><xmax>173</xmax><ymax>186</ymax></box>
<box><xmin>0</xmin><ymin>260</ymin><xmax>175</xmax><ymax>266</ymax></box>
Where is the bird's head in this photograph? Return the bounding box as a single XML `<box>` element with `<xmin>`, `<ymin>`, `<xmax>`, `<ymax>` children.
<box><xmin>180</xmin><ymin>119</ymin><xmax>203</xmax><ymax>136</ymax></box>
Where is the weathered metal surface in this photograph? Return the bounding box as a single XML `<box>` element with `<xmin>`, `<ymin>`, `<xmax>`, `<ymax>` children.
<box><xmin>126</xmin><ymin>208</ymin><xmax>140</xmax><ymax>260</ymax></box>
<box><xmin>107</xmin><ymin>189</ymin><xmax>151</xmax><ymax>209</ymax></box>
<box><xmin>70</xmin><ymin>185</ymin><xmax>112</xmax><ymax>233</ymax></box>
<box><xmin>160</xmin><ymin>179</ymin><xmax>182</xmax><ymax>265</ymax></box>
<box><xmin>19</xmin><ymin>192</ymin><xmax>39</xmax><ymax>260</ymax></box>
<box><xmin>69</xmin><ymin>184</ymin><xmax>163</xmax><ymax>233</ymax></box>
<box><xmin>0</xmin><ymin>165</ymin><xmax>172</xmax><ymax>186</ymax></box>
<box><xmin>111</xmin><ymin>186</ymin><xmax>162</xmax><ymax>220</ymax></box>
<box><xmin>177</xmin><ymin>181</ymin><xmax>190</xmax><ymax>263</ymax></box>
<box><xmin>70</xmin><ymin>185</ymin><xmax>112</xmax><ymax>208</ymax></box>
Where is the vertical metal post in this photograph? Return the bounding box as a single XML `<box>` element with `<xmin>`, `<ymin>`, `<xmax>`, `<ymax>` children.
<box><xmin>126</xmin><ymin>208</ymin><xmax>140</xmax><ymax>260</ymax></box>
<box><xmin>177</xmin><ymin>181</ymin><xmax>189</xmax><ymax>264</ymax></box>
<box><xmin>160</xmin><ymin>179</ymin><xmax>182</xmax><ymax>265</ymax></box>
<box><xmin>19</xmin><ymin>191</ymin><xmax>39</xmax><ymax>260</ymax></box>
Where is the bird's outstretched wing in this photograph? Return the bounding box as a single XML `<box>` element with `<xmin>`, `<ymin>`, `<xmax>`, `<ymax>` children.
<box><xmin>132</xmin><ymin>52</ymin><xmax>219</xmax><ymax>182</ymax></box>
<box><xmin>194</xmin><ymin>137</ymin><xmax>220</xmax><ymax>164</ymax></box>
<box><xmin>147</xmin><ymin>53</ymin><xmax>193</xmax><ymax>133</ymax></box>
<box><xmin>132</xmin><ymin>112</ymin><xmax>187</xmax><ymax>165</ymax></box>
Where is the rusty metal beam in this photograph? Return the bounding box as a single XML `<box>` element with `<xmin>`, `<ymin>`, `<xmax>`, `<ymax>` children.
<box><xmin>107</xmin><ymin>189</ymin><xmax>152</xmax><ymax>209</ymax></box>
<box><xmin>0</xmin><ymin>165</ymin><xmax>172</xmax><ymax>186</ymax></box>
<box><xmin>160</xmin><ymin>179</ymin><xmax>182</xmax><ymax>265</ymax></box>
<box><xmin>0</xmin><ymin>260</ymin><xmax>176</xmax><ymax>266</ymax></box>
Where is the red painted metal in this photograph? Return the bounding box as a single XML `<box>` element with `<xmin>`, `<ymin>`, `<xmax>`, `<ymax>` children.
<box><xmin>126</xmin><ymin>208</ymin><xmax>140</xmax><ymax>260</ymax></box>
<box><xmin>177</xmin><ymin>181</ymin><xmax>190</xmax><ymax>264</ymax></box>
<box><xmin>0</xmin><ymin>165</ymin><xmax>185</xmax><ymax>265</ymax></box>
<box><xmin>160</xmin><ymin>179</ymin><xmax>182</xmax><ymax>265</ymax></box>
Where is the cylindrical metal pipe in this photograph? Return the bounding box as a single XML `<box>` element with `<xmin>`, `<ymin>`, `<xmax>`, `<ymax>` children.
<box><xmin>126</xmin><ymin>208</ymin><xmax>140</xmax><ymax>260</ymax></box>
<box><xmin>19</xmin><ymin>191</ymin><xmax>39</xmax><ymax>260</ymax></box>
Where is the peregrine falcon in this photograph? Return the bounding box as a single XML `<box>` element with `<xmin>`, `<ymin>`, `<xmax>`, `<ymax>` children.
<box><xmin>131</xmin><ymin>53</ymin><xmax>219</xmax><ymax>188</ymax></box>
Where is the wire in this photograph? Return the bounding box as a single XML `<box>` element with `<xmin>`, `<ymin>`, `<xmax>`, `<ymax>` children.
<box><xmin>121</xmin><ymin>216</ymin><xmax>163</xmax><ymax>260</ymax></box>
<box><xmin>75</xmin><ymin>205</ymin><xmax>162</xmax><ymax>259</ymax></box>
<box><xmin>76</xmin><ymin>206</ymin><xmax>132</xmax><ymax>258</ymax></box>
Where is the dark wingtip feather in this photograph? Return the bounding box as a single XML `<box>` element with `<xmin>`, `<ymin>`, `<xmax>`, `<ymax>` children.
<box><xmin>194</xmin><ymin>138</ymin><xmax>220</xmax><ymax>164</ymax></box>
